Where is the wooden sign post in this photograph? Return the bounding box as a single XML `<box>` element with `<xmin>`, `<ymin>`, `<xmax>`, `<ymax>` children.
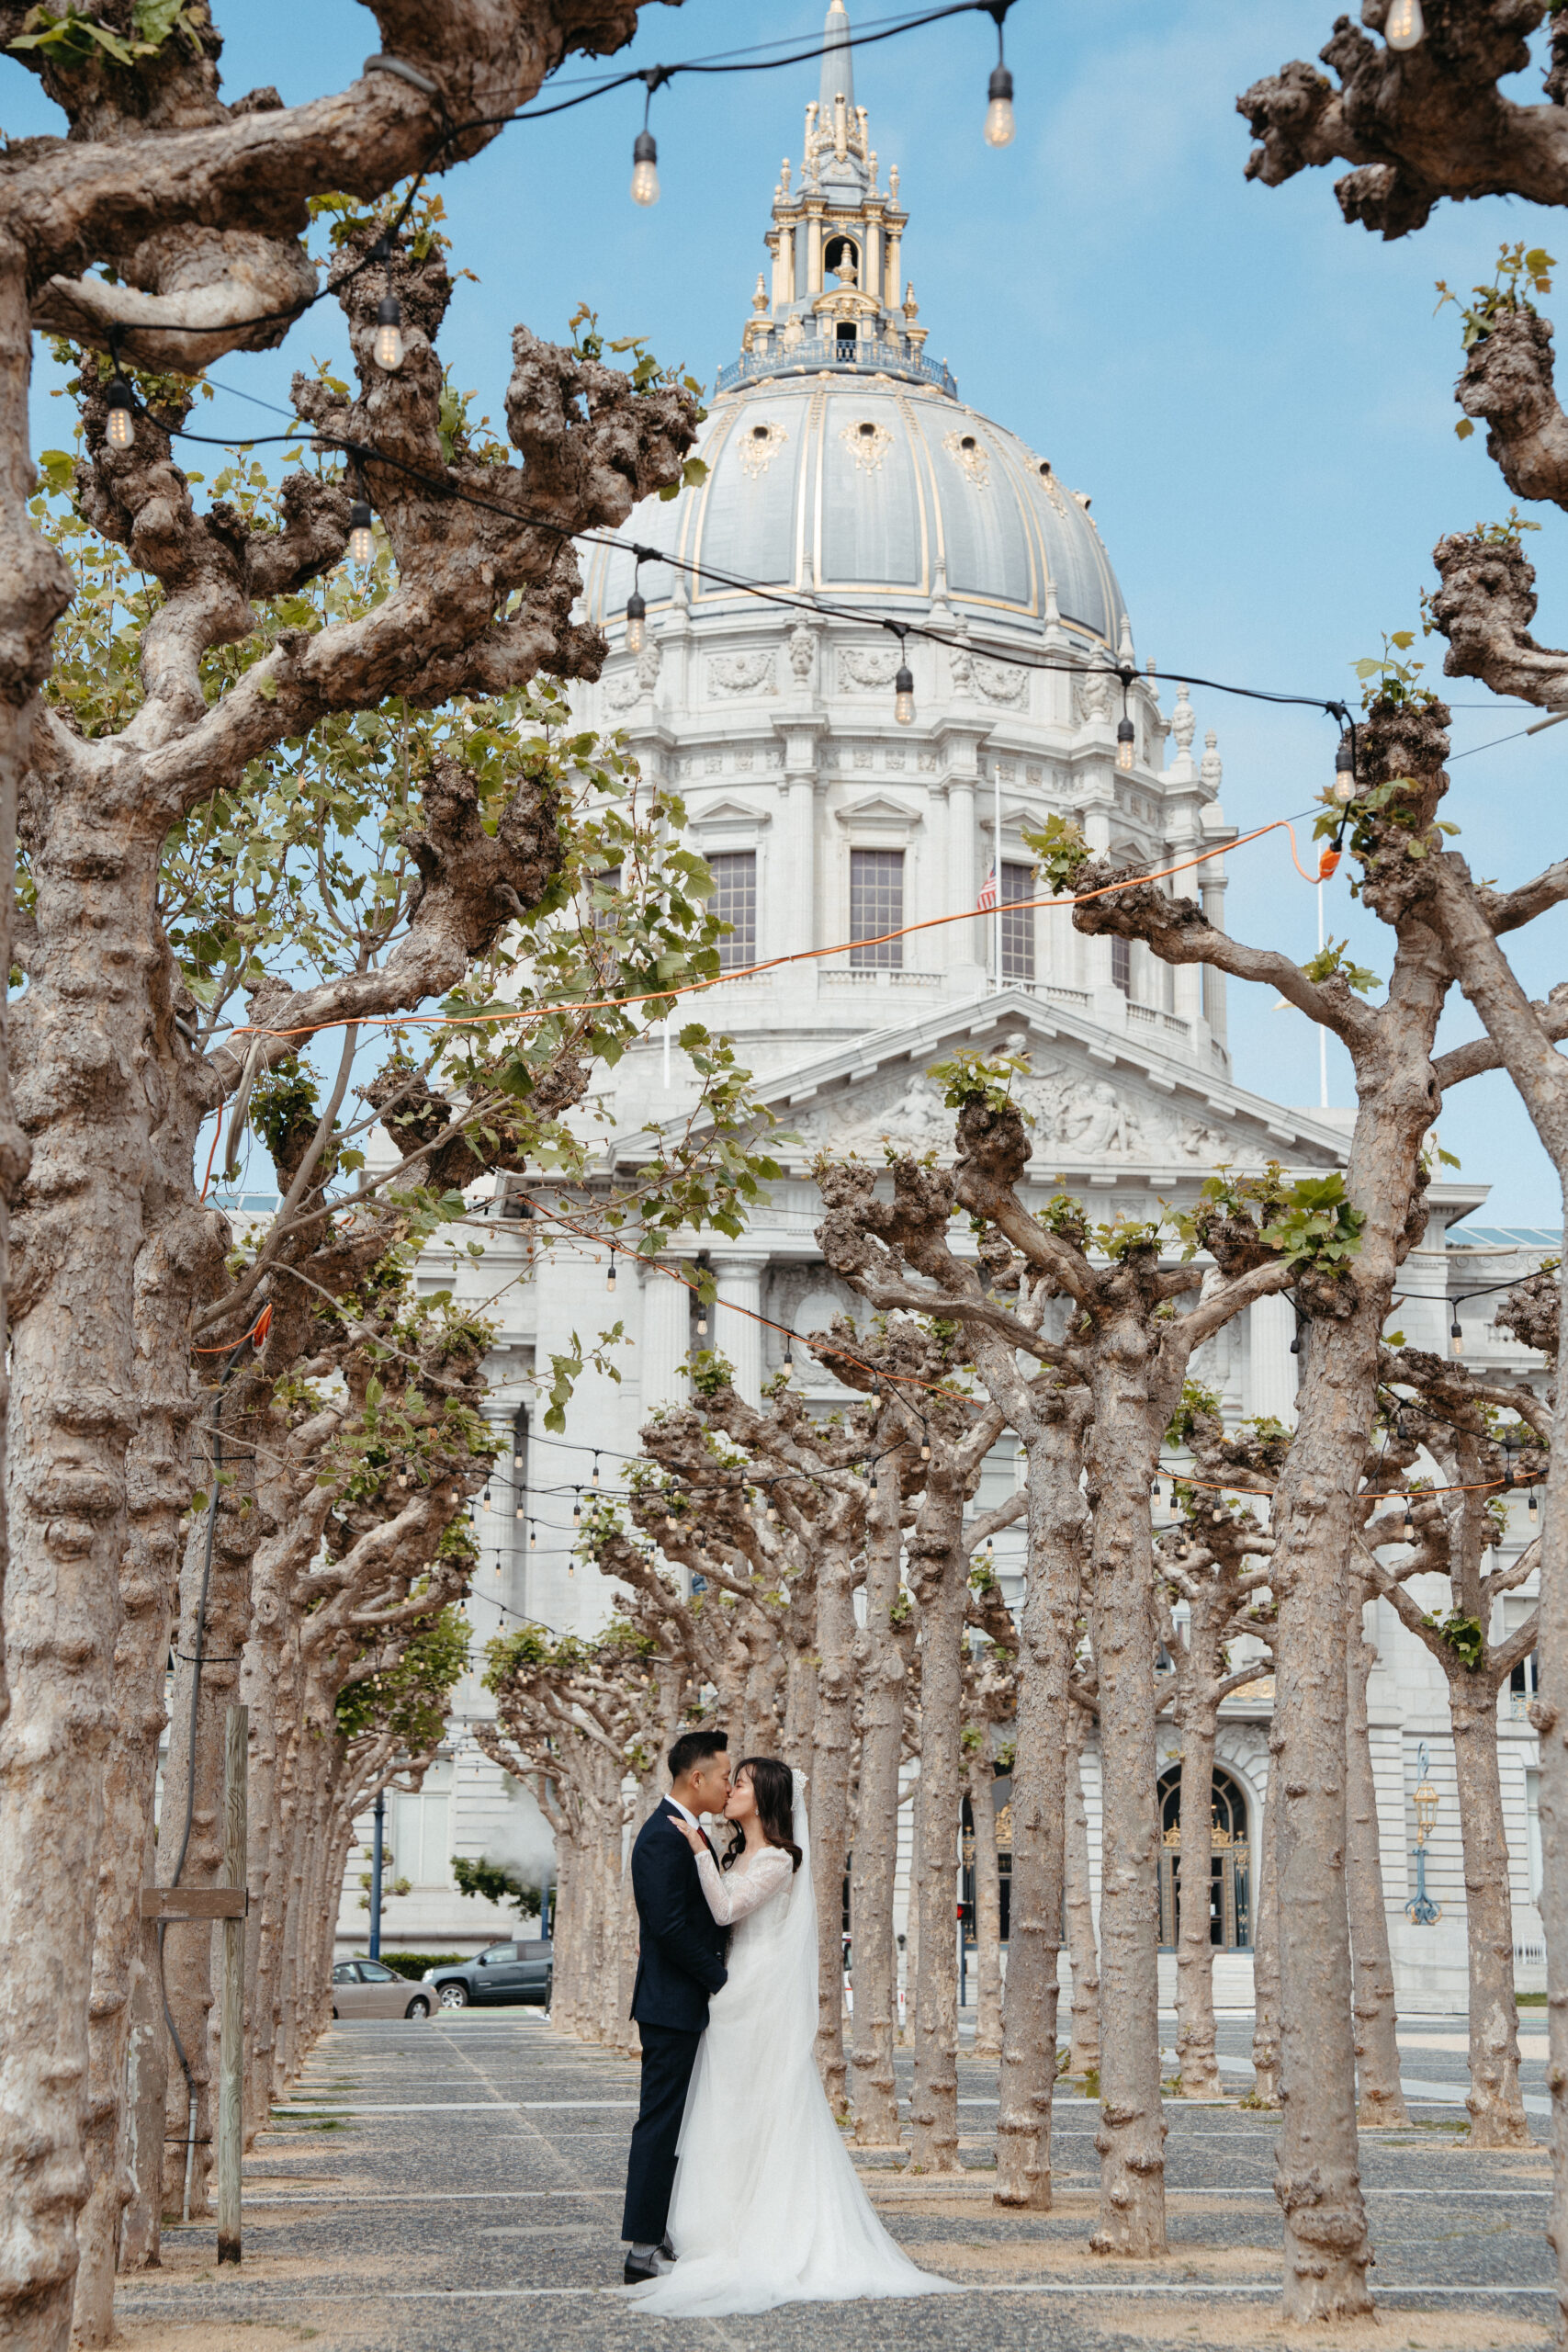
<box><xmin>139</xmin><ymin>1706</ymin><xmax>249</xmax><ymax>2256</ymax></box>
<box><xmin>218</xmin><ymin>1703</ymin><xmax>247</xmax><ymax>2264</ymax></box>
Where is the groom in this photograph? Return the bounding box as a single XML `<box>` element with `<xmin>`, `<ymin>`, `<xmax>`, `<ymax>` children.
<box><xmin>620</xmin><ymin>1727</ymin><xmax>732</xmax><ymax>2284</ymax></box>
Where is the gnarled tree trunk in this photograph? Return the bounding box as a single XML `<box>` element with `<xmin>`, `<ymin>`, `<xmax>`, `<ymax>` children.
<box><xmin>1450</xmin><ymin>1679</ymin><xmax>1529</xmax><ymax>2146</ymax></box>
<box><xmin>1065</xmin><ymin>1716</ymin><xmax>1100</xmax><ymax>2082</ymax></box>
<box><xmin>1346</xmin><ymin>1611</ymin><xmax>1408</xmax><ymax>2127</ymax></box>
<box><xmin>811</xmin><ymin>1534</ymin><xmax>859</xmax><ymax>2109</ymax></box>
<box><xmin>848</xmin><ymin>1445</ymin><xmax>910</xmax><ymax>2147</ymax></box>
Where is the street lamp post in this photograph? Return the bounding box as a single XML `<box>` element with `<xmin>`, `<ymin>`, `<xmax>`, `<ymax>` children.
<box><xmin>1404</xmin><ymin>1741</ymin><xmax>1442</xmax><ymax>1928</ymax></box>
<box><xmin>369</xmin><ymin>1791</ymin><xmax>387</xmax><ymax>1961</ymax></box>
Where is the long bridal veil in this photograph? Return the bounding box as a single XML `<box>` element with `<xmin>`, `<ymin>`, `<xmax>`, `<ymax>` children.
<box><xmin>620</xmin><ymin>1770</ymin><xmax>956</xmax><ymax>2317</ymax></box>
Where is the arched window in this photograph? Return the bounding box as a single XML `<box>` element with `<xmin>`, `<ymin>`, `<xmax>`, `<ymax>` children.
<box><xmin>1156</xmin><ymin>1763</ymin><xmax>1251</xmax><ymax>1950</ymax></box>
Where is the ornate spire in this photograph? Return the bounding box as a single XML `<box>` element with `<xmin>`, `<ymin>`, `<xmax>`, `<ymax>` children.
<box><xmin>715</xmin><ymin>0</ymin><xmax>956</xmax><ymax>400</ymax></box>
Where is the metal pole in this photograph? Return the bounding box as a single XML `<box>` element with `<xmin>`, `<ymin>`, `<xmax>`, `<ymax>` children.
<box><xmin>993</xmin><ymin>756</ymin><xmax>1002</xmax><ymax>987</ymax></box>
<box><xmin>217</xmin><ymin>1703</ymin><xmax>247</xmax><ymax>2266</ymax></box>
<box><xmin>369</xmin><ymin>1792</ymin><xmax>386</xmax><ymax>1962</ymax></box>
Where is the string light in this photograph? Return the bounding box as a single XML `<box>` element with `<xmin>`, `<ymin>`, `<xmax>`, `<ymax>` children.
<box><xmin>572</xmin><ymin>1488</ymin><xmax>582</xmax><ymax>1527</ymax></box>
<box><xmin>884</xmin><ymin>620</ymin><xmax>915</xmax><ymax>724</ymax></box>
<box><xmin>1385</xmin><ymin>0</ymin><xmax>1424</xmax><ymax>51</ymax></box>
<box><xmin>981</xmin><ymin>1</ymin><xmax>1015</xmax><ymax>145</ymax></box>
<box><xmin>696</xmin><ymin>1310</ymin><xmax>708</xmax><ymax>1338</ymax></box>
<box><xmin>605</xmin><ymin>1258</ymin><xmax>617</xmax><ymax>1293</ymax></box>
<box><xmin>373</xmin><ymin>294</ymin><xmax>405</xmax><ymax>373</ymax></box>
<box><xmin>1333</xmin><ymin>734</ymin><xmax>1357</xmax><ymax>804</ymax></box>
<box><xmin>514</xmin><ymin>1501</ymin><xmax>525</xmax><ymax>1520</ymax></box>
<box><xmin>1450</xmin><ymin>1312</ymin><xmax>1464</xmax><ymax>1358</ymax></box>
<box><xmin>631</xmin><ymin>68</ymin><xmax>669</xmax><ymax>206</ymax></box>
<box><xmin>1403</xmin><ymin>1498</ymin><xmax>1416</xmax><ymax>1540</ymax></box>
<box><xmin>1529</xmin><ymin>1489</ymin><xmax>1540</xmax><ymax>1523</ymax></box>
<box><xmin>105</xmin><ymin>375</ymin><xmax>136</xmax><ymax>450</ymax></box>
<box><xmin>529</xmin><ymin>1521</ymin><xmax>538</xmax><ymax>1550</ymax></box>
<box><xmin>348</xmin><ymin>499</ymin><xmax>374</xmax><ymax>566</ymax></box>
<box><xmin>1116</xmin><ymin>715</ymin><xmax>1134</xmax><ymax>772</ymax></box>
<box><xmin>630</xmin><ymin>128</ymin><xmax>660</xmax><ymax>206</ymax></box>
<box><xmin>592</xmin><ymin>1453</ymin><xmax>602</xmax><ymax>1487</ymax></box>
<box><xmin>626</xmin><ymin>548</ymin><xmax>649</xmax><ymax>653</ymax></box>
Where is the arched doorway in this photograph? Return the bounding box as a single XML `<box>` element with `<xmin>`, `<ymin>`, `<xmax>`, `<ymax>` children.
<box><xmin>1156</xmin><ymin>1764</ymin><xmax>1251</xmax><ymax>1950</ymax></box>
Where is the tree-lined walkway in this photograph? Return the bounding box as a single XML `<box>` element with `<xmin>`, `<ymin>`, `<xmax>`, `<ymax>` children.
<box><xmin>111</xmin><ymin>2010</ymin><xmax>1557</xmax><ymax>2351</ymax></box>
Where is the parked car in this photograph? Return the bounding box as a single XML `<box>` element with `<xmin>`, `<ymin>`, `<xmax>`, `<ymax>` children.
<box><xmin>331</xmin><ymin>1959</ymin><xmax>433</xmax><ymax>2019</ymax></box>
<box><xmin>423</xmin><ymin>1939</ymin><xmax>553</xmax><ymax>2008</ymax></box>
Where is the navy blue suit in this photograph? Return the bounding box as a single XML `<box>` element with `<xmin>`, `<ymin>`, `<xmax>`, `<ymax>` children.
<box><xmin>621</xmin><ymin>1801</ymin><xmax>728</xmax><ymax>2245</ymax></box>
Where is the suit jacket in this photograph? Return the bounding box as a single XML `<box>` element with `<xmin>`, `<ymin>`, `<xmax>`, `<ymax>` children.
<box><xmin>628</xmin><ymin>1799</ymin><xmax>728</xmax><ymax>2032</ymax></box>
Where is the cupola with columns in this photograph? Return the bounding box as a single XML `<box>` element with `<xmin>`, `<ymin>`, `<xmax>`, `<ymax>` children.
<box><xmin>722</xmin><ymin>0</ymin><xmax>950</xmax><ymax>397</ymax></box>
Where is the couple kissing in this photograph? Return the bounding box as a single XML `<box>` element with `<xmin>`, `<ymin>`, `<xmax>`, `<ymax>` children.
<box><xmin>617</xmin><ymin>1728</ymin><xmax>955</xmax><ymax>2316</ymax></box>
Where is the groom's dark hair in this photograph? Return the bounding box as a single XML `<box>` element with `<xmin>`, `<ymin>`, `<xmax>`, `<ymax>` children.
<box><xmin>667</xmin><ymin>1727</ymin><xmax>728</xmax><ymax>1782</ymax></box>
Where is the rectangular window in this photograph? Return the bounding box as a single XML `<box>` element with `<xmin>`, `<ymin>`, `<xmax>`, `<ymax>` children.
<box><xmin>850</xmin><ymin>848</ymin><xmax>903</xmax><ymax>968</ymax></box>
<box><xmin>1111</xmin><ymin>935</ymin><xmax>1131</xmax><ymax>996</ymax></box>
<box><xmin>591</xmin><ymin>863</ymin><xmax>622</xmax><ymax>934</ymax></box>
<box><xmin>711</xmin><ymin>850</ymin><xmax>757</xmax><ymax>973</ymax></box>
<box><xmin>1001</xmin><ymin>860</ymin><xmax>1034</xmax><ymax>982</ymax></box>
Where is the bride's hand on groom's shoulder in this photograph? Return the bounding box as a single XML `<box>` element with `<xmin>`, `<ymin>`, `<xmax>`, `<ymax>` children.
<box><xmin>670</xmin><ymin>1814</ymin><xmax>707</xmax><ymax>1853</ymax></box>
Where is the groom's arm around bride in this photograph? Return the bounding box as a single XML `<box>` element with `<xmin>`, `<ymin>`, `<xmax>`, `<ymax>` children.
<box><xmin>620</xmin><ymin>1730</ymin><xmax>732</xmax><ymax>2280</ymax></box>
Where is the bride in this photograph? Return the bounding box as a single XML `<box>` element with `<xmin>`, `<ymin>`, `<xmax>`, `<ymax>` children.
<box><xmin>620</xmin><ymin>1755</ymin><xmax>956</xmax><ymax>2316</ymax></box>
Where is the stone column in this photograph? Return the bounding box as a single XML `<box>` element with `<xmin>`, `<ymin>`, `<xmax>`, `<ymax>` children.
<box><xmin>1247</xmin><ymin>1292</ymin><xmax>1298</xmax><ymax>1426</ymax></box>
<box><xmin>807</xmin><ymin>204</ymin><xmax>824</xmax><ymax>297</ymax></box>
<box><xmin>863</xmin><ymin>211</ymin><xmax>883</xmax><ymax>319</ymax></box>
<box><xmin>639</xmin><ymin>1257</ymin><xmax>693</xmax><ymax>1413</ymax></box>
<box><xmin>886</xmin><ymin>228</ymin><xmax>901</xmax><ymax>309</ymax></box>
<box><xmin>713</xmin><ymin>1254</ymin><xmax>770</xmax><ymax>1406</ymax></box>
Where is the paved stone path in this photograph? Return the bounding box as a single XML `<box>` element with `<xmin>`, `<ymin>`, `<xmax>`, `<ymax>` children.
<box><xmin>111</xmin><ymin>2008</ymin><xmax>1560</xmax><ymax>2352</ymax></box>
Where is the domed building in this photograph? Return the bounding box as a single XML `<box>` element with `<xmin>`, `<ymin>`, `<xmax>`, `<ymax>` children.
<box><xmin>342</xmin><ymin>4</ymin><xmax>1549</xmax><ymax>2023</ymax></box>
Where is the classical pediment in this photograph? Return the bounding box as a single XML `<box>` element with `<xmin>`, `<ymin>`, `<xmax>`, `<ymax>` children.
<box><xmin>607</xmin><ymin>989</ymin><xmax>1353</xmax><ymax>1193</ymax></box>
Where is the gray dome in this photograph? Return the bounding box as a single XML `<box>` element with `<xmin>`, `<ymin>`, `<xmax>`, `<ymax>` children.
<box><xmin>580</xmin><ymin>375</ymin><xmax>1128</xmax><ymax>651</ymax></box>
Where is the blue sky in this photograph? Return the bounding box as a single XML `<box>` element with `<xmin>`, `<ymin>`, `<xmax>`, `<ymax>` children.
<box><xmin>9</xmin><ymin>1</ymin><xmax>1568</xmax><ymax>1221</ymax></box>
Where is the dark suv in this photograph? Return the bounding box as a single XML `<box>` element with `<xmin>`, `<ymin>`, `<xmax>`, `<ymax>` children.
<box><xmin>423</xmin><ymin>1938</ymin><xmax>553</xmax><ymax>2009</ymax></box>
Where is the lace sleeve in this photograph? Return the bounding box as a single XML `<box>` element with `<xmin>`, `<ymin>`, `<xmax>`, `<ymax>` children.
<box><xmin>694</xmin><ymin>1844</ymin><xmax>794</xmax><ymax>1926</ymax></box>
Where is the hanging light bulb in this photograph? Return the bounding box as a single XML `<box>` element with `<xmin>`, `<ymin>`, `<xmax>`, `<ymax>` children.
<box><xmin>373</xmin><ymin>292</ymin><xmax>405</xmax><ymax>372</ymax></box>
<box><xmin>895</xmin><ymin>661</ymin><xmax>915</xmax><ymax>725</ymax></box>
<box><xmin>1116</xmin><ymin>716</ymin><xmax>1135</xmax><ymax>772</ymax></box>
<box><xmin>1450</xmin><ymin>1312</ymin><xmax>1464</xmax><ymax>1358</ymax></box>
<box><xmin>766</xmin><ymin>1498</ymin><xmax>777</xmax><ymax>1524</ymax></box>
<box><xmin>348</xmin><ymin>500</ymin><xmax>374</xmax><ymax>566</ymax></box>
<box><xmin>984</xmin><ymin>59</ymin><xmax>1015</xmax><ymax>147</ymax></box>
<box><xmin>1385</xmin><ymin>0</ymin><xmax>1424</xmax><ymax>51</ymax></box>
<box><xmin>592</xmin><ymin>1454</ymin><xmax>601</xmax><ymax>1487</ymax></box>
<box><xmin>529</xmin><ymin>1522</ymin><xmax>537</xmax><ymax>1550</ymax></box>
<box><xmin>482</xmin><ymin>1485</ymin><xmax>492</xmax><ymax>1513</ymax></box>
<box><xmin>514</xmin><ymin>1502</ymin><xmax>525</xmax><ymax>1521</ymax></box>
<box><xmin>105</xmin><ymin>375</ymin><xmax>136</xmax><ymax>451</ymax></box>
<box><xmin>696</xmin><ymin>1311</ymin><xmax>708</xmax><ymax>1338</ymax></box>
<box><xmin>572</xmin><ymin>1489</ymin><xmax>582</xmax><ymax>1527</ymax></box>
<box><xmin>631</xmin><ymin>127</ymin><xmax>660</xmax><ymax>207</ymax></box>
<box><xmin>513</xmin><ymin>1449</ymin><xmax>524</xmax><ymax>1470</ymax></box>
<box><xmin>1529</xmin><ymin>1488</ymin><xmax>1540</xmax><ymax>1523</ymax></box>
<box><xmin>919</xmin><ymin>1438</ymin><xmax>931</xmax><ymax>1462</ymax></box>
<box><xmin>1403</xmin><ymin>1498</ymin><xmax>1416</xmax><ymax>1540</ymax></box>
<box><xmin>1333</xmin><ymin>734</ymin><xmax>1357</xmax><ymax>804</ymax></box>
<box><xmin>605</xmin><ymin>1259</ymin><xmax>617</xmax><ymax>1294</ymax></box>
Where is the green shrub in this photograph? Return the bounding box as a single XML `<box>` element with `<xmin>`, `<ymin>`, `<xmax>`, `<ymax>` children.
<box><xmin>369</xmin><ymin>1950</ymin><xmax>470</xmax><ymax>1981</ymax></box>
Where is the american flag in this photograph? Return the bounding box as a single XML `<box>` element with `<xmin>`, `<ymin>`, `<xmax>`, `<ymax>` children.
<box><xmin>977</xmin><ymin>864</ymin><xmax>998</xmax><ymax>912</ymax></box>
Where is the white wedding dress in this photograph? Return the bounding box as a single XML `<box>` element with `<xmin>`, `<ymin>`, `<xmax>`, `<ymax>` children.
<box><xmin>621</xmin><ymin>1770</ymin><xmax>955</xmax><ymax>2316</ymax></box>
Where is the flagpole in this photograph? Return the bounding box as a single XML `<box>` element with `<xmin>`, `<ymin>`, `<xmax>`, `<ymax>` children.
<box><xmin>993</xmin><ymin>754</ymin><xmax>1002</xmax><ymax>989</ymax></box>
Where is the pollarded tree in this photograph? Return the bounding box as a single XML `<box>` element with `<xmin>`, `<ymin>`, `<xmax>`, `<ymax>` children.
<box><xmin>817</xmin><ymin>1114</ymin><xmax>1311</xmax><ymax>2254</ymax></box>
<box><xmin>1153</xmin><ymin>1476</ymin><xmax>1276</xmax><ymax>2101</ymax></box>
<box><xmin>1058</xmin><ymin>684</ymin><xmax>1514</xmax><ymax>2313</ymax></box>
<box><xmin>1358</xmin><ymin>1343</ymin><xmax>1550</xmax><ymax>2144</ymax></box>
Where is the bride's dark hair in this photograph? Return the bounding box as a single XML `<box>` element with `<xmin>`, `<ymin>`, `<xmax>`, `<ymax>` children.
<box><xmin>720</xmin><ymin>1755</ymin><xmax>803</xmax><ymax>1873</ymax></box>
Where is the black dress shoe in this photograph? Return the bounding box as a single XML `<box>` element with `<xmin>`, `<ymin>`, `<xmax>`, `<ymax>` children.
<box><xmin>659</xmin><ymin>2236</ymin><xmax>675</xmax><ymax>2261</ymax></box>
<box><xmin>624</xmin><ymin>2248</ymin><xmax>672</xmax><ymax>2284</ymax></box>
